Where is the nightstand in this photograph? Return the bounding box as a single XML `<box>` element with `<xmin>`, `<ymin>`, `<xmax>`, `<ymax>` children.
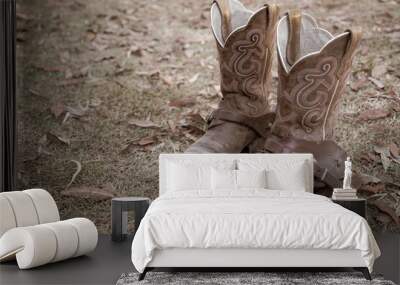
<box><xmin>332</xmin><ymin>198</ymin><xmax>366</xmax><ymax>218</ymax></box>
<box><xmin>111</xmin><ymin>197</ymin><xmax>151</xmax><ymax>242</ymax></box>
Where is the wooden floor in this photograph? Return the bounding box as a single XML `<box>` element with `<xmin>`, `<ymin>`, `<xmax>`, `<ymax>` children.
<box><xmin>0</xmin><ymin>233</ymin><xmax>399</xmax><ymax>285</ymax></box>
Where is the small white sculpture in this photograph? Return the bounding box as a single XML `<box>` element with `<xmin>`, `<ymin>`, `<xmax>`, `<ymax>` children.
<box><xmin>343</xmin><ymin>157</ymin><xmax>352</xmax><ymax>190</ymax></box>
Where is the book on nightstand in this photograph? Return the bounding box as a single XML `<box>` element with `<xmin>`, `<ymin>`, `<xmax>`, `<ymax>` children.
<box><xmin>332</xmin><ymin>188</ymin><xmax>358</xmax><ymax>200</ymax></box>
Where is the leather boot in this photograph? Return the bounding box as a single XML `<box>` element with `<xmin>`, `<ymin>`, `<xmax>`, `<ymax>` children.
<box><xmin>186</xmin><ymin>0</ymin><xmax>279</xmax><ymax>153</ymax></box>
<box><xmin>252</xmin><ymin>10</ymin><xmax>362</xmax><ymax>188</ymax></box>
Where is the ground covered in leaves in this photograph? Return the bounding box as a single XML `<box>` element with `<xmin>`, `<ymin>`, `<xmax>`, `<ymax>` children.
<box><xmin>16</xmin><ymin>0</ymin><xmax>400</xmax><ymax>233</ymax></box>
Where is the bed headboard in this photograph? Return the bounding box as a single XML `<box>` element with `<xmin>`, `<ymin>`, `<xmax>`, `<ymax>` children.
<box><xmin>159</xmin><ymin>153</ymin><xmax>314</xmax><ymax>195</ymax></box>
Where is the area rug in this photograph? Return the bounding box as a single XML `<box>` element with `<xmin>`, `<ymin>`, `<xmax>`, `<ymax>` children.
<box><xmin>116</xmin><ymin>272</ymin><xmax>395</xmax><ymax>285</ymax></box>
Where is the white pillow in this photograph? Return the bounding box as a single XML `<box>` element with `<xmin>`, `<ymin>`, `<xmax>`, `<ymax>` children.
<box><xmin>238</xmin><ymin>159</ymin><xmax>309</xmax><ymax>192</ymax></box>
<box><xmin>267</xmin><ymin>163</ymin><xmax>307</xmax><ymax>191</ymax></box>
<box><xmin>167</xmin><ymin>163</ymin><xmax>211</xmax><ymax>191</ymax></box>
<box><xmin>211</xmin><ymin>168</ymin><xmax>236</xmax><ymax>191</ymax></box>
<box><xmin>236</xmin><ymin>169</ymin><xmax>267</xmax><ymax>189</ymax></box>
<box><xmin>211</xmin><ymin>169</ymin><xmax>268</xmax><ymax>191</ymax></box>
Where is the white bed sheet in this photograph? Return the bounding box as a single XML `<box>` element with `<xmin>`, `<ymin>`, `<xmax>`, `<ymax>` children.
<box><xmin>131</xmin><ymin>190</ymin><xmax>380</xmax><ymax>273</ymax></box>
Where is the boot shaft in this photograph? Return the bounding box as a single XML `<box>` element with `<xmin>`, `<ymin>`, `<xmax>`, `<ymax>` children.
<box><xmin>211</xmin><ymin>0</ymin><xmax>279</xmax><ymax>118</ymax></box>
<box><xmin>272</xmin><ymin>11</ymin><xmax>362</xmax><ymax>142</ymax></box>
<box><xmin>186</xmin><ymin>1</ymin><xmax>279</xmax><ymax>154</ymax></box>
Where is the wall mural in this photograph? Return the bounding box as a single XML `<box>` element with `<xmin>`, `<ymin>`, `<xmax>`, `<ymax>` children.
<box><xmin>15</xmin><ymin>0</ymin><xmax>399</xmax><ymax>234</ymax></box>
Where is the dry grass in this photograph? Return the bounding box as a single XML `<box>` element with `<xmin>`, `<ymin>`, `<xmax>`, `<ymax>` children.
<box><xmin>16</xmin><ymin>0</ymin><xmax>400</xmax><ymax>233</ymax></box>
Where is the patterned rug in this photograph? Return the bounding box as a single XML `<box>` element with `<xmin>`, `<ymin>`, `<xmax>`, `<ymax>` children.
<box><xmin>116</xmin><ymin>272</ymin><xmax>395</xmax><ymax>285</ymax></box>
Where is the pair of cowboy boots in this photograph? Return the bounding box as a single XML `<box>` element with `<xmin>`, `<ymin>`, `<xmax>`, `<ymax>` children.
<box><xmin>186</xmin><ymin>0</ymin><xmax>362</xmax><ymax>189</ymax></box>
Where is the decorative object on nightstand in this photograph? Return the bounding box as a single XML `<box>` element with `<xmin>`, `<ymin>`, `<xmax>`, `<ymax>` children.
<box><xmin>332</xmin><ymin>157</ymin><xmax>359</xmax><ymax>200</ymax></box>
<box><xmin>343</xmin><ymin>157</ymin><xmax>352</xmax><ymax>190</ymax></box>
<box><xmin>111</xmin><ymin>197</ymin><xmax>150</xmax><ymax>242</ymax></box>
<box><xmin>332</xmin><ymin>198</ymin><xmax>367</xmax><ymax>218</ymax></box>
<box><xmin>332</xmin><ymin>188</ymin><xmax>358</xmax><ymax>200</ymax></box>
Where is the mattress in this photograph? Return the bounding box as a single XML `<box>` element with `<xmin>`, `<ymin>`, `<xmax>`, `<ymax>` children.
<box><xmin>131</xmin><ymin>190</ymin><xmax>380</xmax><ymax>273</ymax></box>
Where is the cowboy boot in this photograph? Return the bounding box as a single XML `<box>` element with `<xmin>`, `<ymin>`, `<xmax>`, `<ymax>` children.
<box><xmin>185</xmin><ymin>0</ymin><xmax>279</xmax><ymax>153</ymax></box>
<box><xmin>252</xmin><ymin>10</ymin><xmax>362</xmax><ymax>188</ymax></box>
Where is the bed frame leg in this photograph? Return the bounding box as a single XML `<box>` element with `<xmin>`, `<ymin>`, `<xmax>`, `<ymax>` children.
<box><xmin>354</xmin><ymin>267</ymin><xmax>371</xmax><ymax>280</ymax></box>
<box><xmin>138</xmin><ymin>268</ymin><xmax>148</xmax><ymax>281</ymax></box>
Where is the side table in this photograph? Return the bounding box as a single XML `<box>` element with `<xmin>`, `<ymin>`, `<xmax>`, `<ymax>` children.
<box><xmin>111</xmin><ymin>197</ymin><xmax>150</xmax><ymax>242</ymax></box>
<box><xmin>332</xmin><ymin>198</ymin><xmax>367</xmax><ymax>218</ymax></box>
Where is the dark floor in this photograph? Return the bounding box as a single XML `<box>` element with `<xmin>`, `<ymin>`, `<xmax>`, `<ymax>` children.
<box><xmin>0</xmin><ymin>235</ymin><xmax>134</xmax><ymax>285</ymax></box>
<box><xmin>1</xmin><ymin>233</ymin><xmax>399</xmax><ymax>285</ymax></box>
<box><xmin>374</xmin><ymin>232</ymin><xmax>400</xmax><ymax>284</ymax></box>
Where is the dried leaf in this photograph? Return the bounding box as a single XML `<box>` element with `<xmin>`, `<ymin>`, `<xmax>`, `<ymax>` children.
<box><xmin>188</xmin><ymin>73</ymin><xmax>199</xmax><ymax>84</ymax></box>
<box><xmin>36</xmin><ymin>133</ymin><xmax>52</xmax><ymax>156</ymax></box>
<box><xmin>50</xmin><ymin>101</ymin><xmax>66</xmax><ymax>118</ymax></box>
<box><xmin>147</xmin><ymin>142</ymin><xmax>165</xmax><ymax>152</ymax></box>
<box><xmin>380</xmin><ymin>153</ymin><xmax>392</xmax><ymax>172</ymax></box>
<box><xmin>120</xmin><ymin>135</ymin><xmax>158</xmax><ymax>153</ymax></box>
<box><xmin>38</xmin><ymin>135</ymin><xmax>48</xmax><ymax>146</ymax></box>
<box><xmin>61</xmin><ymin>185</ymin><xmax>115</xmax><ymax>201</ymax></box>
<box><xmin>392</xmin><ymin>104</ymin><xmax>400</xmax><ymax>113</ymax></box>
<box><xmin>185</xmin><ymin>111</ymin><xmax>207</xmax><ymax>124</ymax></box>
<box><xmin>374</xmin><ymin>145</ymin><xmax>390</xmax><ymax>156</ymax></box>
<box><xmin>86</xmin><ymin>29</ymin><xmax>97</xmax><ymax>41</ymax></box>
<box><xmin>184</xmin><ymin>49</ymin><xmax>194</xmax><ymax>58</ymax></box>
<box><xmin>79</xmin><ymin>66</ymin><xmax>90</xmax><ymax>77</ymax></box>
<box><xmin>34</xmin><ymin>64</ymin><xmax>64</xmax><ymax>73</ymax></box>
<box><xmin>94</xmin><ymin>55</ymin><xmax>115</xmax><ymax>62</ymax></box>
<box><xmin>64</xmin><ymin>67</ymin><xmax>89</xmax><ymax>79</ymax></box>
<box><xmin>137</xmin><ymin>136</ymin><xmax>156</xmax><ymax>146</ymax></box>
<box><xmin>389</xmin><ymin>142</ymin><xmax>399</xmax><ymax>158</ymax></box>
<box><xmin>16</xmin><ymin>12</ymin><xmax>33</xmax><ymax>21</ymax></box>
<box><xmin>114</xmin><ymin>67</ymin><xmax>133</xmax><ymax>76</ymax></box>
<box><xmin>127</xmin><ymin>46</ymin><xmax>143</xmax><ymax>57</ymax></box>
<box><xmin>169</xmin><ymin>97</ymin><xmax>196</xmax><ymax>108</ymax></box>
<box><xmin>371</xmin><ymin>64</ymin><xmax>387</xmax><ymax>78</ymax></box>
<box><xmin>62</xmin><ymin>112</ymin><xmax>71</xmax><ymax>124</ymax></box>
<box><xmin>29</xmin><ymin>89</ymin><xmax>41</xmax><ymax>97</ymax></box>
<box><xmin>373</xmin><ymin>144</ymin><xmax>393</xmax><ymax>171</ymax></box>
<box><xmin>56</xmin><ymin>78</ymin><xmax>85</xmax><ymax>86</ymax></box>
<box><xmin>65</xmin><ymin>103</ymin><xmax>89</xmax><ymax>117</ymax></box>
<box><xmin>371</xmin><ymin>200</ymin><xmax>400</xmax><ymax>225</ymax></box>
<box><xmin>60</xmin><ymin>51</ymin><xmax>70</xmax><ymax>63</ymax></box>
<box><xmin>47</xmin><ymin>132</ymin><xmax>70</xmax><ymax>145</ymax></box>
<box><xmin>353</xmin><ymin>172</ymin><xmax>384</xmax><ymax>194</ymax></box>
<box><xmin>65</xmin><ymin>160</ymin><xmax>82</xmax><ymax>189</ymax></box>
<box><xmin>128</xmin><ymin>119</ymin><xmax>159</xmax><ymax>128</ymax></box>
<box><xmin>65</xmin><ymin>69</ymin><xmax>73</xmax><ymax>79</ymax></box>
<box><xmin>360</xmin><ymin>152</ymin><xmax>378</xmax><ymax>163</ymax></box>
<box><xmin>167</xmin><ymin>120</ymin><xmax>177</xmax><ymax>133</ymax></box>
<box><xmin>368</xmin><ymin>77</ymin><xmax>385</xmax><ymax>89</ymax></box>
<box><xmin>136</xmin><ymin>70</ymin><xmax>160</xmax><ymax>80</ymax></box>
<box><xmin>356</xmin><ymin>173</ymin><xmax>382</xmax><ymax>185</ymax></box>
<box><xmin>350</xmin><ymin>78</ymin><xmax>367</xmax><ymax>91</ymax></box>
<box><xmin>120</xmin><ymin>144</ymin><xmax>132</xmax><ymax>155</ymax></box>
<box><xmin>160</xmin><ymin>75</ymin><xmax>173</xmax><ymax>86</ymax></box>
<box><xmin>387</xmin><ymin>88</ymin><xmax>399</xmax><ymax>98</ymax></box>
<box><xmin>357</xmin><ymin>108</ymin><xmax>391</xmax><ymax>121</ymax></box>
<box><xmin>360</xmin><ymin>183</ymin><xmax>385</xmax><ymax>193</ymax></box>
<box><xmin>17</xmin><ymin>33</ymin><xmax>26</xmax><ymax>42</ymax></box>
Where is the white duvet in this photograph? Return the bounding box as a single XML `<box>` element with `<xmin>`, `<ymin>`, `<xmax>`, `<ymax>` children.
<box><xmin>131</xmin><ymin>190</ymin><xmax>380</xmax><ymax>273</ymax></box>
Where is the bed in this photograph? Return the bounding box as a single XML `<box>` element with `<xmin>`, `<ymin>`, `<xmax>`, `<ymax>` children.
<box><xmin>131</xmin><ymin>154</ymin><xmax>380</xmax><ymax>280</ymax></box>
